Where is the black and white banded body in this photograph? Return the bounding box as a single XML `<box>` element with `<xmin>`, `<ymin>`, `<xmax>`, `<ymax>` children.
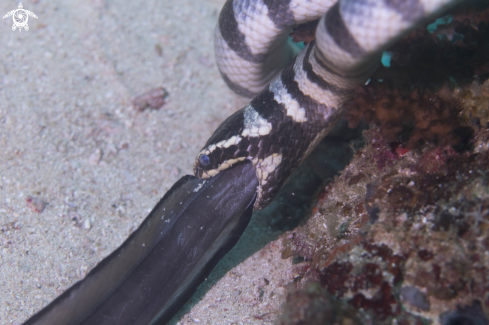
<box><xmin>194</xmin><ymin>0</ymin><xmax>461</xmax><ymax>209</ymax></box>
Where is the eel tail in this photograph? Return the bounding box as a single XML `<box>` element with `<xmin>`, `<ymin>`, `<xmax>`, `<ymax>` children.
<box><xmin>23</xmin><ymin>161</ymin><xmax>258</xmax><ymax>325</ymax></box>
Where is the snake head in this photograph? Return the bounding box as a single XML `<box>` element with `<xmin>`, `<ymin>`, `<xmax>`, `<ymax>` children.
<box><xmin>193</xmin><ymin>139</ymin><xmax>248</xmax><ymax>178</ymax></box>
<box><xmin>194</xmin><ymin>108</ymin><xmax>251</xmax><ymax>178</ymax></box>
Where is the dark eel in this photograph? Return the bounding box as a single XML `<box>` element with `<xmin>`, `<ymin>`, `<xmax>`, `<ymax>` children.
<box><xmin>23</xmin><ymin>162</ymin><xmax>258</xmax><ymax>325</ymax></box>
<box><xmin>23</xmin><ymin>0</ymin><xmax>462</xmax><ymax>323</ymax></box>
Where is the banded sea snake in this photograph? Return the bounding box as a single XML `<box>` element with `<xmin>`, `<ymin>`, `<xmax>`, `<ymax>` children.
<box><xmin>194</xmin><ymin>0</ymin><xmax>463</xmax><ymax>210</ymax></box>
<box><xmin>23</xmin><ymin>0</ymin><xmax>463</xmax><ymax>324</ymax></box>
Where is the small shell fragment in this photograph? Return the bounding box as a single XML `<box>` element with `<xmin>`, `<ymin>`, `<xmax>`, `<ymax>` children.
<box><xmin>88</xmin><ymin>148</ymin><xmax>102</xmax><ymax>165</ymax></box>
<box><xmin>26</xmin><ymin>196</ymin><xmax>47</xmax><ymax>213</ymax></box>
<box><xmin>133</xmin><ymin>87</ymin><xmax>169</xmax><ymax>111</ymax></box>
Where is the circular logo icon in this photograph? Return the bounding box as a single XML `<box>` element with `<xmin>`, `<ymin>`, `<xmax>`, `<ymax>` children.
<box><xmin>3</xmin><ymin>3</ymin><xmax>38</xmax><ymax>32</ymax></box>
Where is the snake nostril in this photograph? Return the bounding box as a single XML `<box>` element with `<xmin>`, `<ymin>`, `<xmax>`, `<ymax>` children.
<box><xmin>198</xmin><ymin>154</ymin><xmax>210</xmax><ymax>166</ymax></box>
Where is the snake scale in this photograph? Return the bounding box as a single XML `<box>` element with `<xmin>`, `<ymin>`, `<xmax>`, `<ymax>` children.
<box><xmin>24</xmin><ymin>0</ymin><xmax>462</xmax><ymax>324</ymax></box>
<box><xmin>194</xmin><ymin>0</ymin><xmax>461</xmax><ymax>209</ymax></box>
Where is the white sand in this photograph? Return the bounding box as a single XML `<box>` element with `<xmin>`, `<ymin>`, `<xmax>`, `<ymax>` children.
<box><xmin>0</xmin><ymin>0</ymin><xmax>296</xmax><ymax>324</ymax></box>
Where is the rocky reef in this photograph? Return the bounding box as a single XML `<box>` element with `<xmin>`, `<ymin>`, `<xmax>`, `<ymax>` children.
<box><xmin>276</xmin><ymin>1</ymin><xmax>489</xmax><ymax>324</ymax></box>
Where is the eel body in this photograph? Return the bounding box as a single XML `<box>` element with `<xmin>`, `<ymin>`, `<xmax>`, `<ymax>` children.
<box><xmin>23</xmin><ymin>162</ymin><xmax>258</xmax><ymax>325</ymax></box>
<box><xmin>24</xmin><ymin>0</ymin><xmax>462</xmax><ymax>324</ymax></box>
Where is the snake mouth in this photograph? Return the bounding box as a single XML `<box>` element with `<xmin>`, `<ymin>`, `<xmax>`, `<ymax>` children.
<box><xmin>193</xmin><ymin>164</ymin><xmax>218</xmax><ymax>179</ymax></box>
<box><xmin>193</xmin><ymin>164</ymin><xmax>203</xmax><ymax>178</ymax></box>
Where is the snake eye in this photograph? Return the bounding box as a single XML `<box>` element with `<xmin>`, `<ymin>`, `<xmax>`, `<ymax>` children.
<box><xmin>198</xmin><ymin>154</ymin><xmax>210</xmax><ymax>166</ymax></box>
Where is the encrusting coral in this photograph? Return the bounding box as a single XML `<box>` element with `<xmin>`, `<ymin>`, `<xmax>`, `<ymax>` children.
<box><xmin>275</xmin><ymin>1</ymin><xmax>489</xmax><ymax>324</ymax></box>
<box><xmin>278</xmin><ymin>127</ymin><xmax>489</xmax><ymax>325</ymax></box>
<box><xmin>343</xmin><ymin>81</ymin><xmax>474</xmax><ymax>150</ymax></box>
<box><xmin>457</xmin><ymin>79</ymin><xmax>489</xmax><ymax>128</ymax></box>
